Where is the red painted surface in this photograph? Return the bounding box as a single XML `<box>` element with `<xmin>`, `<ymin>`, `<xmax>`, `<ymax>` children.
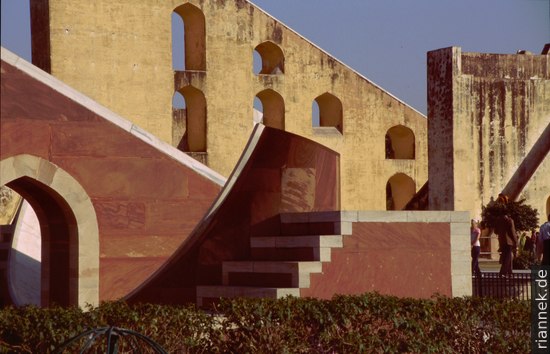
<box><xmin>1</xmin><ymin>59</ymin><xmax>222</xmax><ymax>301</ymax></box>
<box><xmin>129</xmin><ymin>126</ymin><xmax>340</xmax><ymax>304</ymax></box>
<box><xmin>301</xmin><ymin>222</ymin><xmax>452</xmax><ymax>299</ymax></box>
<box><xmin>2</xmin><ymin>55</ymin><xmax>452</xmax><ymax>305</ymax></box>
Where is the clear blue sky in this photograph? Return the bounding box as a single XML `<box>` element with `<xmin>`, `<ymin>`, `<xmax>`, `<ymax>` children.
<box><xmin>2</xmin><ymin>0</ymin><xmax>549</xmax><ymax>114</ymax></box>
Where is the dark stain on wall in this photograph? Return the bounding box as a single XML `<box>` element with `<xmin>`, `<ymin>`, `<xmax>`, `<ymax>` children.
<box><xmin>235</xmin><ymin>0</ymin><xmax>247</xmax><ymax>10</ymax></box>
<box><xmin>331</xmin><ymin>73</ymin><xmax>339</xmax><ymax>86</ymax></box>
<box><xmin>517</xmin><ymin>81</ymin><xmax>527</xmax><ymax>156</ymax></box>
<box><xmin>272</xmin><ymin>22</ymin><xmax>283</xmax><ymax>44</ymax></box>
<box><xmin>477</xmin><ymin>91</ymin><xmax>485</xmax><ymax>203</ymax></box>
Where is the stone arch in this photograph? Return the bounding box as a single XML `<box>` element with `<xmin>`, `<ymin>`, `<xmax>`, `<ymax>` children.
<box><xmin>177</xmin><ymin>85</ymin><xmax>207</xmax><ymax>152</ymax></box>
<box><xmin>386</xmin><ymin>173</ymin><xmax>416</xmax><ymax>211</ymax></box>
<box><xmin>173</xmin><ymin>3</ymin><xmax>206</xmax><ymax>71</ymax></box>
<box><xmin>255</xmin><ymin>89</ymin><xmax>285</xmax><ymax>130</ymax></box>
<box><xmin>0</xmin><ymin>155</ymin><xmax>99</xmax><ymax>307</ymax></box>
<box><xmin>313</xmin><ymin>92</ymin><xmax>343</xmax><ymax>133</ymax></box>
<box><xmin>385</xmin><ymin>125</ymin><xmax>415</xmax><ymax>159</ymax></box>
<box><xmin>253</xmin><ymin>41</ymin><xmax>284</xmax><ymax>75</ymax></box>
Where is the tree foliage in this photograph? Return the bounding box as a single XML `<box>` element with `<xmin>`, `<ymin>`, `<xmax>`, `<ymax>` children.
<box><xmin>1</xmin><ymin>294</ymin><xmax>530</xmax><ymax>353</ymax></box>
<box><xmin>482</xmin><ymin>198</ymin><xmax>539</xmax><ymax>232</ymax></box>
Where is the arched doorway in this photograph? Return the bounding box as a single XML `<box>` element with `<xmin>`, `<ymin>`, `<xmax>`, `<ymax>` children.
<box><xmin>254</xmin><ymin>89</ymin><xmax>285</xmax><ymax>130</ymax></box>
<box><xmin>177</xmin><ymin>86</ymin><xmax>207</xmax><ymax>152</ymax></box>
<box><xmin>173</xmin><ymin>3</ymin><xmax>206</xmax><ymax>71</ymax></box>
<box><xmin>386</xmin><ymin>173</ymin><xmax>416</xmax><ymax>211</ymax></box>
<box><xmin>0</xmin><ymin>155</ymin><xmax>99</xmax><ymax>307</ymax></box>
<box><xmin>253</xmin><ymin>41</ymin><xmax>285</xmax><ymax>75</ymax></box>
<box><xmin>312</xmin><ymin>92</ymin><xmax>343</xmax><ymax>133</ymax></box>
<box><xmin>385</xmin><ymin>125</ymin><xmax>415</xmax><ymax>159</ymax></box>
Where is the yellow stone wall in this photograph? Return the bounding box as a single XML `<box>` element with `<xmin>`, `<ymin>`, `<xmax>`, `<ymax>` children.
<box><xmin>44</xmin><ymin>0</ymin><xmax>175</xmax><ymax>143</ymax></box>
<box><xmin>428</xmin><ymin>47</ymin><xmax>550</xmax><ymax>218</ymax></box>
<box><xmin>33</xmin><ymin>0</ymin><xmax>428</xmax><ymax>211</ymax></box>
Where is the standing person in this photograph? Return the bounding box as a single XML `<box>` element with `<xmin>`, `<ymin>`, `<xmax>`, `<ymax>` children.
<box><xmin>536</xmin><ymin>231</ymin><xmax>543</xmax><ymax>262</ymax></box>
<box><xmin>540</xmin><ymin>214</ymin><xmax>550</xmax><ymax>266</ymax></box>
<box><xmin>523</xmin><ymin>230</ymin><xmax>535</xmax><ymax>260</ymax></box>
<box><xmin>494</xmin><ymin>214</ymin><xmax>518</xmax><ymax>277</ymax></box>
<box><xmin>471</xmin><ymin>219</ymin><xmax>482</xmax><ymax>277</ymax></box>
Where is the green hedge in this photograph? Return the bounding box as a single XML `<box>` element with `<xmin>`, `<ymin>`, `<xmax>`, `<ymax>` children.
<box><xmin>1</xmin><ymin>293</ymin><xmax>529</xmax><ymax>353</ymax></box>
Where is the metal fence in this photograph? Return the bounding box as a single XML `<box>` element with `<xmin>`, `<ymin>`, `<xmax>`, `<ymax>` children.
<box><xmin>472</xmin><ymin>272</ymin><xmax>531</xmax><ymax>300</ymax></box>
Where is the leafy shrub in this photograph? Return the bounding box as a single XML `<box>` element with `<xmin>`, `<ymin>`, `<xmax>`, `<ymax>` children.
<box><xmin>1</xmin><ymin>293</ymin><xmax>530</xmax><ymax>353</ymax></box>
<box><xmin>482</xmin><ymin>198</ymin><xmax>539</xmax><ymax>232</ymax></box>
<box><xmin>513</xmin><ymin>249</ymin><xmax>539</xmax><ymax>270</ymax></box>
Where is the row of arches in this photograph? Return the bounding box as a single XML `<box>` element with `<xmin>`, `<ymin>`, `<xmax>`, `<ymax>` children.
<box><xmin>172</xmin><ymin>89</ymin><xmax>346</xmax><ymax>153</ymax></box>
<box><xmin>171</xmin><ymin>4</ymin><xmax>284</xmax><ymax>75</ymax></box>
<box><xmin>172</xmin><ymin>85</ymin><xmax>415</xmax><ymax>160</ymax></box>
<box><xmin>170</xmin><ymin>3</ymin><xmax>415</xmax><ymax>159</ymax></box>
<box><xmin>172</xmin><ymin>87</ymin><xmax>415</xmax><ymax>160</ymax></box>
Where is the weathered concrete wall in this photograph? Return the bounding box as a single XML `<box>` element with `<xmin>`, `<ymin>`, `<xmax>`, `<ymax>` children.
<box><xmin>428</xmin><ymin>47</ymin><xmax>550</xmax><ymax>218</ymax></box>
<box><xmin>31</xmin><ymin>0</ymin><xmax>428</xmax><ymax>211</ymax></box>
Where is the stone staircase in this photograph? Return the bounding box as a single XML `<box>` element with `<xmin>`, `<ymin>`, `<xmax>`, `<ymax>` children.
<box><xmin>196</xmin><ymin>212</ymin><xmax>351</xmax><ymax>306</ymax></box>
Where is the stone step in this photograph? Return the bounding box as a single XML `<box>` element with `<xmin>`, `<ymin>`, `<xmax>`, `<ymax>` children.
<box><xmin>222</xmin><ymin>261</ymin><xmax>322</xmax><ymax>288</ymax></box>
<box><xmin>196</xmin><ymin>285</ymin><xmax>300</xmax><ymax>307</ymax></box>
<box><xmin>250</xmin><ymin>235</ymin><xmax>342</xmax><ymax>261</ymax></box>
<box><xmin>279</xmin><ymin>212</ymin><xmax>352</xmax><ymax>236</ymax></box>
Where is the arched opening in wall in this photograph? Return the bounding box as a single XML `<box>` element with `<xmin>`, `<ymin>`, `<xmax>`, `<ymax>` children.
<box><xmin>253</xmin><ymin>41</ymin><xmax>284</xmax><ymax>75</ymax></box>
<box><xmin>172</xmin><ymin>91</ymin><xmax>187</xmax><ymax>148</ymax></box>
<box><xmin>546</xmin><ymin>195</ymin><xmax>550</xmax><ymax>220</ymax></box>
<box><xmin>385</xmin><ymin>125</ymin><xmax>415</xmax><ymax>159</ymax></box>
<box><xmin>177</xmin><ymin>86</ymin><xmax>207</xmax><ymax>152</ymax></box>
<box><xmin>171</xmin><ymin>12</ymin><xmax>185</xmax><ymax>70</ymax></box>
<box><xmin>313</xmin><ymin>93</ymin><xmax>343</xmax><ymax>133</ymax></box>
<box><xmin>386</xmin><ymin>173</ymin><xmax>416</xmax><ymax>210</ymax></box>
<box><xmin>0</xmin><ymin>155</ymin><xmax>99</xmax><ymax>308</ymax></box>
<box><xmin>3</xmin><ymin>177</ymin><xmax>77</xmax><ymax>307</ymax></box>
<box><xmin>255</xmin><ymin>89</ymin><xmax>285</xmax><ymax>130</ymax></box>
<box><xmin>0</xmin><ymin>188</ymin><xmax>42</xmax><ymax>307</ymax></box>
<box><xmin>173</xmin><ymin>3</ymin><xmax>206</xmax><ymax>71</ymax></box>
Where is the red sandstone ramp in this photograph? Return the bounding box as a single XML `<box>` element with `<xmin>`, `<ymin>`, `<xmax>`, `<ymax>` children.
<box><xmin>0</xmin><ymin>47</ymin><xmax>225</xmax><ymax>305</ymax></box>
<box><xmin>127</xmin><ymin>124</ymin><xmax>340</xmax><ymax>304</ymax></box>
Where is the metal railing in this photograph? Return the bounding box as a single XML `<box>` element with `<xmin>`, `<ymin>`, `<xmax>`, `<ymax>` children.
<box><xmin>55</xmin><ymin>326</ymin><xmax>168</xmax><ymax>353</ymax></box>
<box><xmin>472</xmin><ymin>272</ymin><xmax>531</xmax><ymax>300</ymax></box>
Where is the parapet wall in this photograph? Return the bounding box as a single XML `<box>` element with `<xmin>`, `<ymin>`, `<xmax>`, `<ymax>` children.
<box><xmin>461</xmin><ymin>52</ymin><xmax>549</xmax><ymax>79</ymax></box>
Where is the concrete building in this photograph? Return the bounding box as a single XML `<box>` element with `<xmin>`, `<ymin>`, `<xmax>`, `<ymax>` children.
<box><xmin>0</xmin><ymin>0</ymin><xmax>548</xmax><ymax>307</ymax></box>
<box><xmin>30</xmin><ymin>0</ymin><xmax>428</xmax><ymax>211</ymax></box>
<box><xmin>1</xmin><ymin>48</ymin><xmax>470</xmax><ymax>305</ymax></box>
